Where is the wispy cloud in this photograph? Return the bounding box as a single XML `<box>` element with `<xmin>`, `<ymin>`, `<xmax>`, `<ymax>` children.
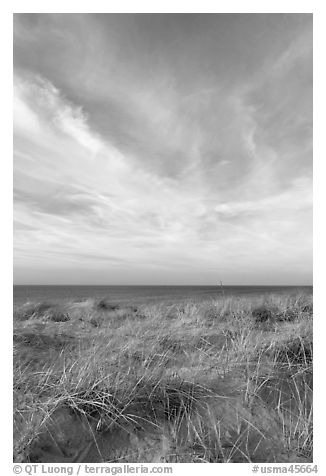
<box><xmin>13</xmin><ymin>14</ymin><xmax>312</xmax><ymax>284</ymax></box>
<box><xmin>215</xmin><ymin>177</ymin><xmax>312</xmax><ymax>217</ymax></box>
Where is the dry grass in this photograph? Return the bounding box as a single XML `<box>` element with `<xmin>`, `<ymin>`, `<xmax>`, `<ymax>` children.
<box><xmin>13</xmin><ymin>292</ymin><xmax>313</xmax><ymax>463</ymax></box>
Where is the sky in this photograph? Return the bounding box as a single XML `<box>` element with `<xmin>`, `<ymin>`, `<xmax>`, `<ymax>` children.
<box><xmin>13</xmin><ymin>13</ymin><xmax>312</xmax><ymax>285</ymax></box>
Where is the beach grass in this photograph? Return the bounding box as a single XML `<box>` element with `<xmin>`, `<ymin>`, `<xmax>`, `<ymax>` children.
<box><xmin>13</xmin><ymin>292</ymin><xmax>313</xmax><ymax>463</ymax></box>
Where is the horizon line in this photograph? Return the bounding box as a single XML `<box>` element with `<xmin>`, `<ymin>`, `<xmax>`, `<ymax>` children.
<box><xmin>13</xmin><ymin>283</ymin><xmax>313</xmax><ymax>287</ymax></box>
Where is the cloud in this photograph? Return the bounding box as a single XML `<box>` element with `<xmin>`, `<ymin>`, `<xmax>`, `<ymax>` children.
<box><xmin>14</xmin><ymin>75</ymin><xmax>104</xmax><ymax>156</ymax></box>
<box><xmin>215</xmin><ymin>177</ymin><xmax>312</xmax><ymax>217</ymax></box>
<box><xmin>13</xmin><ymin>14</ymin><xmax>312</xmax><ymax>284</ymax></box>
<box><xmin>14</xmin><ymin>178</ymin><xmax>104</xmax><ymax>223</ymax></box>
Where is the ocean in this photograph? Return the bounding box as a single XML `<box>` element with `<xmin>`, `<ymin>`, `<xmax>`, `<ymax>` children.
<box><xmin>13</xmin><ymin>285</ymin><xmax>312</xmax><ymax>307</ymax></box>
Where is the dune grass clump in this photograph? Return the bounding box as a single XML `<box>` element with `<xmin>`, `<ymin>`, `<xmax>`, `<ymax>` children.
<box><xmin>275</xmin><ymin>337</ymin><xmax>313</xmax><ymax>366</ymax></box>
<box><xmin>14</xmin><ymin>302</ymin><xmax>70</xmax><ymax>323</ymax></box>
<box><xmin>252</xmin><ymin>306</ymin><xmax>274</xmax><ymax>323</ymax></box>
<box><xmin>94</xmin><ymin>298</ymin><xmax>120</xmax><ymax>312</ymax></box>
<box><xmin>13</xmin><ymin>291</ymin><xmax>313</xmax><ymax>463</ymax></box>
<box><xmin>14</xmin><ymin>302</ymin><xmax>54</xmax><ymax>321</ymax></box>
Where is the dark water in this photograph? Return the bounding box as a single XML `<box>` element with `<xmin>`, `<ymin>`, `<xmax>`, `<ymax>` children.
<box><xmin>13</xmin><ymin>285</ymin><xmax>312</xmax><ymax>306</ymax></box>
